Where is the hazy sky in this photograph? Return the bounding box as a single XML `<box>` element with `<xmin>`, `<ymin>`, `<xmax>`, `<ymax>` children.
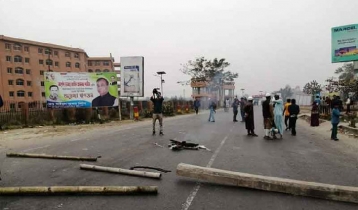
<box><xmin>1</xmin><ymin>0</ymin><xmax>357</xmax><ymax>97</ymax></box>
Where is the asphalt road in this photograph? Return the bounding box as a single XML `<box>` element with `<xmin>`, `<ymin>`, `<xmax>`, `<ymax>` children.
<box><xmin>0</xmin><ymin>107</ymin><xmax>357</xmax><ymax>210</ymax></box>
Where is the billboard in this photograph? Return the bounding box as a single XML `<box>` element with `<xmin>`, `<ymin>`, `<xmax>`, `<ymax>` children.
<box><xmin>45</xmin><ymin>72</ymin><xmax>119</xmax><ymax>108</ymax></box>
<box><xmin>120</xmin><ymin>56</ymin><xmax>144</xmax><ymax>97</ymax></box>
<box><xmin>332</xmin><ymin>24</ymin><xmax>358</xmax><ymax>63</ymax></box>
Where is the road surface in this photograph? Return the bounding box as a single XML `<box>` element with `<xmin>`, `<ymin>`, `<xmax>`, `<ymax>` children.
<box><xmin>0</xmin><ymin>107</ymin><xmax>357</xmax><ymax>210</ymax></box>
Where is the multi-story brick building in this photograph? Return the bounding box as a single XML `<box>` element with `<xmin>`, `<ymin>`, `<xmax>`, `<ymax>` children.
<box><xmin>0</xmin><ymin>35</ymin><xmax>120</xmax><ymax>109</ymax></box>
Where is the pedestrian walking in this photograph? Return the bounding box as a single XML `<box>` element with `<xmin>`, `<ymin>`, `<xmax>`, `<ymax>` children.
<box><xmin>346</xmin><ymin>97</ymin><xmax>352</xmax><ymax>114</ymax></box>
<box><xmin>193</xmin><ymin>98</ymin><xmax>201</xmax><ymax>115</ymax></box>
<box><xmin>262</xmin><ymin>93</ymin><xmax>274</xmax><ymax>140</ymax></box>
<box><xmin>283</xmin><ymin>99</ymin><xmax>291</xmax><ymax>131</ymax></box>
<box><xmin>208</xmin><ymin>99</ymin><xmax>216</xmax><ymax>122</ymax></box>
<box><xmin>331</xmin><ymin>104</ymin><xmax>342</xmax><ymax>141</ymax></box>
<box><xmin>244</xmin><ymin>96</ymin><xmax>258</xmax><ymax>136</ymax></box>
<box><xmin>288</xmin><ymin>99</ymin><xmax>300</xmax><ymax>136</ymax></box>
<box><xmin>273</xmin><ymin>95</ymin><xmax>283</xmax><ymax>139</ymax></box>
<box><xmin>232</xmin><ymin>98</ymin><xmax>239</xmax><ymax>122</ymax></box>
<box><xmin>310</xmin><ymin>102</ymin><xmax>319</xmax><ymax>127</ymax></box>
<box><xmin>151</xmin><ymin>88</ymin><xmax>164</xmax><ymax>135</ymax></box>
<box><xmin>240</xmin><ymin>97</ymin><xmax>246</xmax><ymax>122</ymax></box>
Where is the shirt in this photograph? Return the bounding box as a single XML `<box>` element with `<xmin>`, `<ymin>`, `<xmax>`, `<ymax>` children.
<box><xmin>151</xmin><ymin>96</ymin><xmax>164</xmax><ymax>113</ymax></box>
<box><xmin>262</xmin><ymin>100</ymin><xmax>273</xmax><ymax>118</ymax></box>
<box><xmin>288</xmin><ymin>104</ymin><xmax>300</xmax><ymax>117</ymax></box>
<box><xmin>92</xmin><ymin>93</ymin><xmax>117</xmax><ymax>107</ymax></box>
<box><xmin>331</xmin><ymin>108</ymin><xmax>340</xmax><ymax>124</ymax></box>
<box><xmin>284</xmin><ymin>103</ymin><xmax>291</xmax><ymax>116</ymax></box>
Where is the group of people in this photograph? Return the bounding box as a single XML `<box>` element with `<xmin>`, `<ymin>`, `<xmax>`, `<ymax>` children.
<box><xmin>151</xmin><ymin>91</ymin><xmax>346</xmax><ymax>141</ymax></box>
<box><xmin>228</xmin><ymin>94</ymin><xmax>300</xmax><ymax>139</ymax></box>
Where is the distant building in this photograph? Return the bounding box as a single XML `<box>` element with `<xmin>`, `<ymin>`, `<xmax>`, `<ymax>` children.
<box><xmin>0</xmin><ymin>35</ymin><xmax>119</xmax><ymax>109</ymax></box>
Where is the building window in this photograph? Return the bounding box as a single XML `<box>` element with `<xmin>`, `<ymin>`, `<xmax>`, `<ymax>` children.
<box><xmin>24</xmin><ymin>46</ymin><xmax>29</xmax><ymax>52</ymax></box>
<box><xmin>42</xmin><ymin>103</ymin><xmax>46</xmax><ymax>108</ymax></box>
<box><xmin>38</xmin><ymin>48</ymin><xmax>43</xmax><ymax>53</ymax></box>
<box><xmin>41</xmin><ymin>81</ymin><xmax>44</xmax><ymax>86</ymax></box>
<box><xmin>45</xmin><ymin>48</ymin><xmax>52</xmax><ymax>55</ymax></box>
<box><xmin>16</xmin><ymin>79</ymin><xmax>24</xmax><ymax>86</ymax></box>
<box><xmin>75</xmin><ymin>63</ymin><xmax>80</xmax><ymax>68</ymax></box>
<box><xmin>5</xmin><ymin>43</ymin><xmax>11</xmax><ymax>49</ymax></box>
<box><xmin>7</xmin><ymin>68</ymin><xmax>12</xmax><ymax>73</ymax></box>
<box><xmin>8</xmin><ymin>80</ymin><xmax>13</xmax><ymax>85</ymax></box>
<box><xmin>65</xmin><ymin>52</ymin><xmax>70</xmax><ymax>57</ymax></box>
<box><xmin>10</xmin><ymin>103</ymin><xmax>15</xmax><ymax>109</ymax></box>
<box><xmin>14</xmin><ymin>56</ymin><xmax>22</xmax><ymax>63</ymax></box>
<box><xmin>39</xmin><ymin>60</ymin><xmax>44</xmax><ymax>64</ymax></box>
<box><xmin>88</xmin><ymin>61</ymin><xmax>93</xmax><ymax>66</ymax></box>
<box><xmin>25</xmin><ymin>58</ymin><xmax>30</xmax><ymax>63</ymax></box>
<box><xmin>103</xmin><ymin>61</ymin><xmax>110</xmax><ymax>66</ymax></box>
<box><xmin>46</xmin><ymin>59</ymin><xmax>53</xmax><ymax>66</ymax></box>
<box><xmin>9</xmin><ymin>91</ymin><xmax>14</xmax><ymax>97</ymax></box>
<box><xmin>26</xmin><ymin>69</ymin><xmax>31</xmax><ymax>74</ymax></box>
<box><xmin>6</xmin><ymin>56</ymin><xmax>11</xmax><ymax>62</ymax></box>
<box><xmin>28</xmin><ymin>92</ymin><xmax>33</xmax><ymax>97</ymax></box>
<box><xmin>27</xmin><ymin>81</ymin><xmax>32</xmax><ymax>86</ymax></box>
<box><xmin>95</xmin><ymin>61</ymin><xmax>101</xmax><ymax>66</ymax></box>
<box><xmin>54</xmin><ymin>51</ymin><xmax>58</xmax><ymax>56</ymax></box>
<box><xmin>15</xmin><ymin>67</ymin><xmax>24</xmax><ymax>74</ymax></box>
<box><xmin>40</xmin><ymin>70</ymin><xmax>44</xmax><ymax>75</ymax></box>
<box><xmin>55</xmin><ymin>61</ymin><xmax>59</xmax><ymax>67</ymax></box>
<box><xmin>66</xmin><ymin>62</ymin><xmax>71</xmax><ymax>67</ymax></box>
<box><xmin>95</xmin><ymin>69</ymin><xmax>101</xmax><ymax>72</ymax></box>
<box><xmin>13</xmin><ymin>44</ymin><xmax>21</xmax><ymax>51</ymax></box>
<box><xmin>103</xmin><ymin>69</ymin><xmax>110</xmax><ymax>72</ymax></box>
<box><xmin>88</xmin><ymin>69</ymin><xmax>93</xmax><ymax>72</ymax></box>
<box><xmin>17</xmin><ymin>91</ymin><xmax>25</xmax><ymax>97</ymax></box>
<box><xmin>74</xmin><ymin>53</ymin><xmax>79</xmax><ymax>58</ymax></box>
<box><xmin>41</xmin><ymin>92</ymin><xmax>45</xmax><ymax>97</ymax></box>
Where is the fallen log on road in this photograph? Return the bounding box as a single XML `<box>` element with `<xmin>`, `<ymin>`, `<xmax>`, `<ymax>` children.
<box><xmin>0</xmin><ymin>186</ymin><xmax>158</xmax><ymax>195</ymax></box>
<box><xmin>6</xmin><ymin>153</ymin><xmax>98</xmax><ymax>161</ymax></box>
<box><xmin>176</xmin><ymin>163</ymin><xmax>358</xmax><ymax>204</ymax></box>
<box><xmin>80</xmin><ymin>164</ymin><xmax>161</xmax><ymax>179</ymax></box>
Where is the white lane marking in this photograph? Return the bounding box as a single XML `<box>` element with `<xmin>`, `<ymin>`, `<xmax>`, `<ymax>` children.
<box><xmin>22</xmin><ymin>145</ymin><xmax>50</xmax><ymax>152</ymax></box>
<box><xmin>182</xmin><ymin>135</ymin><xmax>229</xmax><ymax>210</ymax></box>
<box><xmin>70</xmin><ymin>138</ymin><xmax>81</xmax><ymax>142</ymax></box>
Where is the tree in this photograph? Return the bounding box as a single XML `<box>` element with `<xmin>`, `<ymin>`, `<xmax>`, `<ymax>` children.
<box><xmin>180</xmin><ymin>57</ymin><xmax>238</xmax><ymax>84</ymax></box>
<box><xmin>273</xmin><ymin>85</ymin><xmax>293</xmax><ymax>101</ymax></box>
<box><xmin>303</xmin><ymin>80</ymin><xmax>322</xmax><ymax>95</ymax></box>
<box><xmin>335</xmin><ymin>63</ymin><xmax>354</xmax><ymax>81</ymax></box>
<box><xmin>332</xmin><ymin>63</ymin><xmax>357</xmax><ymax>98</ymax></box>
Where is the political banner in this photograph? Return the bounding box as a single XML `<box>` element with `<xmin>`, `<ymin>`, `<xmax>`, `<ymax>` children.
<box><xmin>45</xmin><ymin>72</ymin><xmax>119</xmax><ymax>108</ymax></box>
<box><xmin>332</xmin><ymin>24</ymin><xmax>358</xmax><ymax>63</ymax></box>
<box><xmin>120</xmin><ymin>56</ymin><xmax>144</xmax><ymax>97</ymax></box>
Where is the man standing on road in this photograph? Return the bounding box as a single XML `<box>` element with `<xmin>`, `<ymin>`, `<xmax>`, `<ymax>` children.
<box><xmin>239</xmin><ymin>97</ymin><xmax>246</xmax><ymax>122</ymax></box>
<box><xmin>193</xmin><ymin>98</ymin><xmax>200</xmax><ymax>115</ymax></box>
<box><xmin>232</xmin><ymin>98</ymin><xmax>239</xmax><ymax>122</ymax></box>
<box><xmin>273</xmin><ymin>95</ymin><xmax>284</xmax><ymax>139</ymax></box>
<box><xmin>331</xmin><ymin>103</ymin><xmax>342</xmax><ymax>141</ymax></box>
<box><xmin>262</xmin><ymin>93</ymin><xmax>274</xmax><ymax>140</ymax></box>
<box><xmin>151</xmin><ymin>88</ymin><xmax>164</xmax><ymax>136</ymax></box>
<box><xmin>244</xmin><ymin>96</ymin><xmax>258</xmax><ymax>136</ymax></box>
<box><xmin>283</xmin><ymin>99</ymin><xmax>291</xmax><ymax>131</ymax></box>
<box><xmin>288</xmin><ymin>99</ymin><xmax>300</xmax><ymax>136</ymax></box>
<box><xmin>208</xmin><ymin>98</ymin><xmax>216</xmax><ymax>122</ymax></box>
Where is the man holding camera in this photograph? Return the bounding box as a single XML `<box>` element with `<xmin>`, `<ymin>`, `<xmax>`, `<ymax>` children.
<box><xmin>151</xmin><ymin>88</ymin><xmax>164</xmax><ymax>135</ymax></box>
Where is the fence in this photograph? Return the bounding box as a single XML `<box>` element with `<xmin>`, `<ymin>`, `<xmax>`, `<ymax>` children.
<box><xmin>0</xmin><ymin>99</ymin><xmax>195</xmax><ymax>127</ymax></box>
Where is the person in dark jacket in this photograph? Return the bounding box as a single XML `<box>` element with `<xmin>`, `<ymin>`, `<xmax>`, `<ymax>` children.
<box><xmin>239</xmin><ymin>97</ymin><xmax>246</xmax><ymax>122</ymax></box>
<box><xmin>92</xmin><ymin>78</ymin><xmax>118</xmax><ymax>107</ymax></box>
<box><xmin>244</xmin><ymin>97</ymin><xmax>258</xmax><ymax>136</ymax></box>
<box><xmin>232</xmin><ymin>98</ymin><xmax>239</xmax><ymax>122</ymax></box>
<box><xmin>193</xmin><ymin>98</ymin><xmax>200</xmax><ymax>115</ymax></box>
<box><xmin>331</xmin><ymin>103</ymin><xmax>342</xmax><ymax>141</ymax></box>
<box><xmin>288</xmin><ymin>99</ymin><xmax>300</xmax><ymax>136</ymax></box>
<box><xmin>262</xmin><ymin>93</ymin><xmax>274</xmax><ymax>140</ymax></box>
<box><xmin>151</xmin><ymin>89</ymin><xmax>164</xmax><ymax>135</ymax></box>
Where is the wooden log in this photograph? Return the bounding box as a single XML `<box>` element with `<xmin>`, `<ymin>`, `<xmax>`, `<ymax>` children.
<box><xmin>6</xmin><ymin>153</ymin><xmax>97</xmax><ymax>161</ymax></box>
<box><xmin>176</xmin><ymin>163</ymin><xmax>358</xmax><ymax>204</ymax></box>
<box><xmin>80</xmin><ymin>164</ymin><xmax>161</xmax><ymax>179</ymax></box>
<box><xmin>0</xmin><ymin>186</ymin><xmax>158</xmax><ymax>195</ymax></box>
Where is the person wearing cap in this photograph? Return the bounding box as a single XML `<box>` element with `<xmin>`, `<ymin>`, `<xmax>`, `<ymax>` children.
<box><xmin>239</xmin><ymin>97</ymin><xmax>246</xmax><ymax>122</ymax></box>
<box><xmin>262</xmin><ymin>93</ymin><xmax>274</xmax><ymax>140</ymax></box>
<box><xmin>273</xmin><ymin>95</ymin><xmax>284</xmax><ymax>139</ymax></box>
<box><xmin>244</xmin><ymin>96</ymin><xmax>258</xmax><ymax>136</ymax></box>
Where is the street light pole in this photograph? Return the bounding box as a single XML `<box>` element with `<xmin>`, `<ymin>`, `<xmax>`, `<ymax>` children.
<box><xmin>157</xmin><ymin>71</ymin><xmax>166</xmax><ymax>96</ymax></box>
